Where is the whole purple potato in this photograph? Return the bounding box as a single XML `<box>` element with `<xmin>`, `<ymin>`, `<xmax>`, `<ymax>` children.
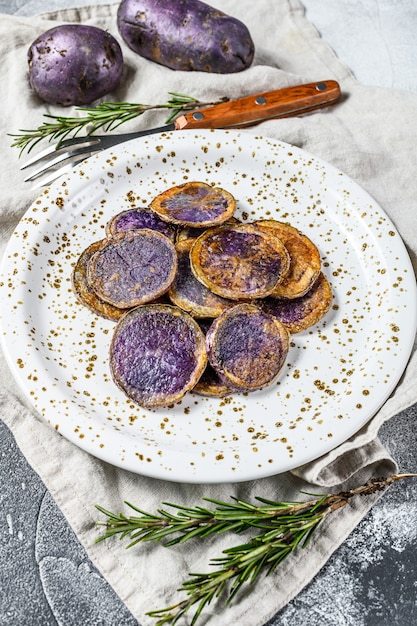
<box><xmin>117</xmin><ymin>0</ymin><xmax>254</xmax><ymax>73</ymax></box>
<box><xmin>28</xmin><ymin>24</ymin><xmax>124</xmax><ymax>106</ymax></box>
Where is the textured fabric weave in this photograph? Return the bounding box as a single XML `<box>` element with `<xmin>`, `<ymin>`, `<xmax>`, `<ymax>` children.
<box><xmin>1</xmin><ymin>2</ymin><xmax>416</xmax><ymax>624</ymax></box>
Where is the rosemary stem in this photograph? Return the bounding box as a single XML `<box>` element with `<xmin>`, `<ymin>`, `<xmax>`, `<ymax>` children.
<box><xmin>95</xmin><ymin>474</ymin><xmax>417</xmax><ymax>626</ymax></box>
<box><xmin>9</xmin><ymin>93</ymin><xmax>229</xmax><ymax>155</ymax></box>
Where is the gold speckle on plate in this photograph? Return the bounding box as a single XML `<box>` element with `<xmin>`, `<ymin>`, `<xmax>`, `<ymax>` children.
<box><xmin>0</xmin><ymin>129</ymin><xmax>415</xmax><ymax>484</ymax></box>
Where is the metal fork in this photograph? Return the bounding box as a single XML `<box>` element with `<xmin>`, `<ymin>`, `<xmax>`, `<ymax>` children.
<box><xmin>21</xmin><ymin>125</ymin><xmax>172</xmax><ymax>189</ymax></box>
<box><xmin>21</xmin><ymin>80</ymin><xmax>342</xmax><ymax>189</ymax></box>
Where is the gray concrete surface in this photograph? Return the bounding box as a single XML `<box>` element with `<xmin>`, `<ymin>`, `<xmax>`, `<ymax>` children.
<box><xmin>1</xmin><ymin>1</ymin><xmax>416</xmax><ymax>625</ymax></box>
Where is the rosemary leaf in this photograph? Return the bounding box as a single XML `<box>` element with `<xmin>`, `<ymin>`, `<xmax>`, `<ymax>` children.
<box><xmin>9</xmin><ymin>92</ymin><xmax>229</xmax><ymax>156</ymax></box>
<box><xmin>95</xmin><ymin>473</ymin><xmax>416</xmax><ymax>625</ymax></box>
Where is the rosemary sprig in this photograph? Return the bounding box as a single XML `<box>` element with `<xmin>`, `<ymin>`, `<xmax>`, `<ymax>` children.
<box><xmin>95</xmin><ymin>495</ymin><xmax>325</xmax><ymax>548</ymax></box>
<box><xmin>95</xmin><ymin>474</ymin><xmax>416</xmax><ymax>625</ymax></box>
<box><xmin>146</xmin><ymin>511</ymin><xmax>325</xmax><ymax>625</ymax></box>
<box><xmin>9</xmin><ymin>92</ymin><xmax>228</xmax><ymax>156</ymax></box>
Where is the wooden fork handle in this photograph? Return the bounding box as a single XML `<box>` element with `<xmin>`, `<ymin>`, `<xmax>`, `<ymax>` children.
<box><xmin>175</xmin><ymin>80</ymin><xmax>341</xmax><ymax>130</ymax></box>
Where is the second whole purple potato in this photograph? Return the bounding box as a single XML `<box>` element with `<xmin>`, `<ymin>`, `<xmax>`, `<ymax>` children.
<box><xmin>117</xmin><ymin>0</ymin><xmax>255</xmax><ymax>73</ymax></box>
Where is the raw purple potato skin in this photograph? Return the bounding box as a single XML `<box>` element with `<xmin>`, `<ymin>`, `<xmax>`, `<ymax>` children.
<box><xmin>28</xmin><ymin>24</ymin><xmax>123</xmax><ymax>106</ymax></box>
<box><xmin>117</xmin><ymin>0</ymin><xmax>255</xmax><ymax>73</ymax></box>
<box><xmin>110</xmin><ymin>305</ymin><xmax>207</xmax><ymax>408</ymax></box>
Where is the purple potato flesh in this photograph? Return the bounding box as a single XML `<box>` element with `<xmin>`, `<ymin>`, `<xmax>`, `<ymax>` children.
<box><xmin>190</xmin><ymin>223</ymin><xmax>290</xmax><ymax>300</ymax></box>
<box><xmin>87</xmin><ymin>229</ymin><xmax>177</xmax><ymax>308</ymax></box>
<box><xmin>150</xmin><ymin>182</ymin><xmax>236</xmax><ymax>227</ymax></box>
<box><xmin>74</xmin><ymin>190</ymin><xmax>333</xmax><ymax>404</ymax></box>
<box><xmin>206</xmin><ymin>303</ymin><xmax>290</xmax><ymax>391</ymax></box>
<box><xmin>117</xmin><ymin>0</ymin><xmax>254</xmax><ymax>73</ymax></box>
<box><xmin>110</xmin><ymin>304</ymin><xmax>207</xmax><ymax>408</ymax></box>
<box><xmin>259</xmin><ymin>272</ymin><xmax>333</xmax><ymax>333</ymax></box>
<box><xmin>28</xmin><ymin>25</ymin><xmax>123</xmax><ymax>106</ymax></box>
<box><xmin>168</xmin><ymin>239</ymin><xmax>234</xmax><ymax>318</ymax></box>
<box><xmin>106</xmin><ymin>207</ymin><xmax>176</xmax><ymax>240</ymax></box>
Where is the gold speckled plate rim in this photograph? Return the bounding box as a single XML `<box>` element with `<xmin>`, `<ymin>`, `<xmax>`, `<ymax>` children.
<box><xmin>0</xmin><ymin>129</ymin><xmax>416</xmax><ymax>483</ymax></box>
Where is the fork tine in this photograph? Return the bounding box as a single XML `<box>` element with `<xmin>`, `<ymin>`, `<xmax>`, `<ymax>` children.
<box><xmin>23</xmin><ymin>147</ymin><xmax>99</xmax><ymax>182</ymax></box>
<box><xmin>21</xmin><ymin>136</ymin><xmax>101</xmax><ymax>170</ymax></box>
<box><xmin>29</xmin><ymin>159</ymin><xmax>87</xmax><ymax>190</ymax></box>
<box><xmin>21</xmin><ymin>143</ymin><xmax>64</xmax><ymax>170</ymax></box>
<box><xmin>23</xmin><ymin>150</ymin><xmax>79</xmax><ymax>182</ymax></box>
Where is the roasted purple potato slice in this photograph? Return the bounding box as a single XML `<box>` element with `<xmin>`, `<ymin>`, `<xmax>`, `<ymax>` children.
<box><xmin>87</xmin><ymin>229</ymin><xmax>177</xmax><ymax>308</ymax></box>
<box><xmin>256</xmin><ymin>220</ymin><xmax>321</xmax><ymax>298</ymax></box>
<box><xmin>71</xmin><ymin>240</ymin><xmax>125</xmax><ymax>321</ymax></box>
<box><xmin>110</xmin><ymin>304</ymin><xmax>207</xmax><ymax>408</ymax></box>
<box><xmin>190</xmin><ymin>223</ymin><xmax>290</xmax><ymax>300</ymax></box>
<box><xmin>206</xmin><ymin>303</ymin><xmax>290</xmax><ymax>391</ymax></box>
<box><xmin>106</xmin><ymin>207</ymin><xmax>176</xmax><ymax>241</ymax></box>
<box><xmin>168</xmin><ymin>239</ymin><xmax>234</xmax><ymax>318</ymax></box>
<box><xmin>150</xmin><ymin>182</ymin><xmax>236</xmax><ymax>227</ymax></box>
<box><xmin>259</xmin><ymin>272</ymin><xmax>333</xmax><ymax>333</ymax></box>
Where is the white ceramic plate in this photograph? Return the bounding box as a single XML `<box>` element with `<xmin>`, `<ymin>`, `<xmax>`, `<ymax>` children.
<box><xmin>1</xmin><ymin>129</ymin><xmax>416</xmax><ymax>483</ymax></box>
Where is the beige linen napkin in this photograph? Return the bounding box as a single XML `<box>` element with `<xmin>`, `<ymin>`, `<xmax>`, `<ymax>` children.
<box><xmin>0</xmin><ymin>1</ymin><xmax>416</xmax><ymax>625</ymax></box>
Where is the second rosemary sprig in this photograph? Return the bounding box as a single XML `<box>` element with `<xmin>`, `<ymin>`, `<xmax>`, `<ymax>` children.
<box><xmin>146</xmin><ymin>512</ymin><xmax>325</xmax><ymax>626</ymax></box>
<box><xmin>95</xmin><ymin>474</ymin><xmax>416</xmax><ymax>625</ymax></box>
<box><xmin>9</xmin><ymin>92</ymin><xmax>228</xmax><ymax>155</ymax></box>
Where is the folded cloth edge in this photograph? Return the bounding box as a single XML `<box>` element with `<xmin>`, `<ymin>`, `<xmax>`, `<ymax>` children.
<box><xmin>0</xmin><ymin>0</ymin><xmax>414</xmax><ymax>624</ymax></box>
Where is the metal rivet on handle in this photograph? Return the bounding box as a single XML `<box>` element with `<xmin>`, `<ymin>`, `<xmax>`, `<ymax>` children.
<box><xmin>255</xmin><ymin>96</ymin><xmax>267</xmax><ymax>105</ymax></box>
<box><xmin>192</xmin><ymin>111</ymin><xmax>205</xmax><ymax>120</ymax></box>
<box><xmin>316</xmin><ymin>82</ymin><xmax>328</xmax><ymax>91</ymax></box>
